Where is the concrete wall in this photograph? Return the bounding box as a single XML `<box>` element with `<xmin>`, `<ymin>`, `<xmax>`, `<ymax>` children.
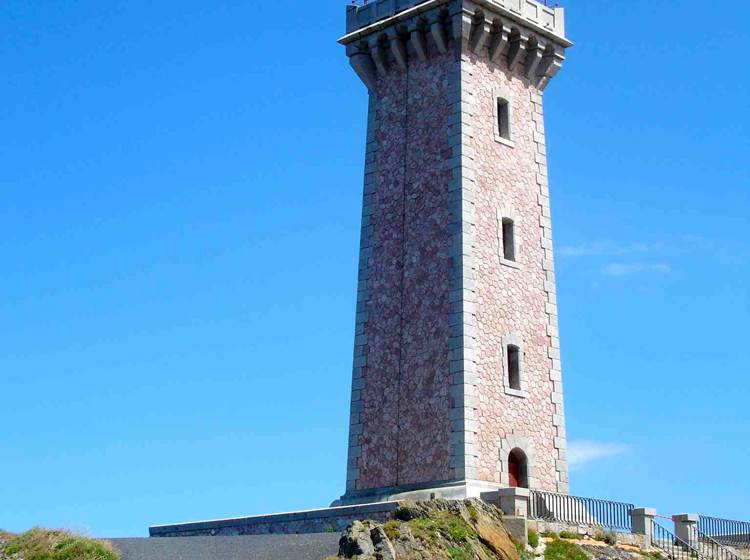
<box><xmin>530</xmin><ymin>520</ymin><xmax>650</xmax><ymax>547</ymax></box>
<box><xmin>112</xmin><ymin>535</ymin><xmax>339</xmax><ymax>560</ymax></box>
<box><xmin>150</xmin><ymin>503</ymin><xmax>400</xmax><ymax>537</ymax></box>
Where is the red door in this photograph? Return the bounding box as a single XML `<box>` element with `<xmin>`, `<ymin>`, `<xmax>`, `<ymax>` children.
<box><xmin>509</xmin><ymin>454</ymin><xmax>520</xmax><ymax>488</ymax></box>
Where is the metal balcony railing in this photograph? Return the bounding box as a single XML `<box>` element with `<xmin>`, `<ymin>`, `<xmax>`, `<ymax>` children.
<box><xmin>697</xmin><ymin>529</ymin><xmax>745</xmax><ymax>560</ymax></box>
<box><xmin>529</xmin><ymin>490</ymin><xmax>635</xmax><ymax>532</ymax></box>
<box><xmin>652</xmin><ymin>521</ymin><xmax>702</xmax><ymax>560</ymax></box>
<box><xmin>699</xmin><ymin>516</ymin><xmax>750</xmax><ymax>548</ymax></box>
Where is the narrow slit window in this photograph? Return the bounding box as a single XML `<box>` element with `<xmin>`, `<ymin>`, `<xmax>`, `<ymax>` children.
<box><xmin>502</xmin><ymin>218</ymin><xmax>515</xmax><ymax>261</ymax></box>
<box><xmin>507</xmin><ymin>344</ymin><xmax>521</xmax><ymax>390</ymax></box>
<box><xmin>497</xmin><ymin>98</ymin><xmax>510</xmax><ymax>140</ymax></box>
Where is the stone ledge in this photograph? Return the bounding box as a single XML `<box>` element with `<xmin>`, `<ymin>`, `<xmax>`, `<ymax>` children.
<box><xmin>150</xmin><ymin>502</ymin><xmax>402</xmax><ymax>537</ymax></box>
<box><xmin>336</xmin><ymin>479</ymin><xmax>504</xmax><ymax>508</ymax></box>
<box><xmin>341</xmin><ymin>0</ymin><xmax>569</xmax><ymax>92</ymax></box>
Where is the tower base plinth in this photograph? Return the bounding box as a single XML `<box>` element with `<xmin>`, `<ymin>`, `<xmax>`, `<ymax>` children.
<box><xmin>333</xmin><ymin>479</ymin><xmax>504</xmax><ymax>507</ymax></box>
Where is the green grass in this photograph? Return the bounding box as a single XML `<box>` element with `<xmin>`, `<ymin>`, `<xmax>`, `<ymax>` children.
<box><xmin>559</xmin><ymin>531</ymin><xmax>583</xmax><ymax>540</ymax></box>
<box><xmin>408</xmin><ymin>513</ymin><xmax>476</xmax><ymax>544</ymax></box>
<box><xmin>408</xmin><ymin>517</ymin><xmax>440</xmax><ymax>542</ymax></box>
<box><xmin>594</xmin><ymin>530</ymin><xmax>617</xmax><ymax>545</ymax></box>
<box><xmin>544</xmin><ymin>538</ymin><xmax>590</xmax><ymax>560</ymax></box>
<box><xmin>442</xmin><ymin>515</ymin><xmax>473</xmax><ymax>541</ymax></box>
<box><xmin>528</xmin><ymin>529</ymin><xmax>540</xmax><ymax>548</ymax></box>
<box><xmin>383</xmin><ymin>521</ymin><xmax>401</xmax><ymax>541</ymax></box>
<box><xmin>0</xmin><ymin>528</ymin><xmax>119</xmax><ymax>560</ymax></box>
<box><xmin>515</xmin><ymin>542</ymin><xmax>536</xmax><ymax>560</ymax></box>
<box><xmin>447</xmin><ymin>544</ymin><xmax>474</xmax><ymax>560</ymax></box>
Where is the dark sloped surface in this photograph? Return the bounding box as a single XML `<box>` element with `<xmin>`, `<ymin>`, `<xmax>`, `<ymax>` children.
<box><xmin>110</xmin><ymin>534</ymin><xmax>339</xmax><ymax>560</ymax></box>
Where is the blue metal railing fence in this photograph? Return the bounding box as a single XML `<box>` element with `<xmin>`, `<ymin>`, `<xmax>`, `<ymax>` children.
<box><xmin>699</xmin><ymin>516</ymin><xmax>750</xmax><ymax>548</ymax></box>
<box><xmin>529</xmin><ymin>490</ymin><xmax>635</xmax><ymax>532</ymax></box>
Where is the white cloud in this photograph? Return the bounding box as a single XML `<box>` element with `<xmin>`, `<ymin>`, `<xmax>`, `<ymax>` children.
<box><xmin>568</xmin><ymin>441</ymin><xmax>631</xmax><ymax>471</ymax></box>
<box><xmin>601</xmin><ymin>262</ymin><xmax>672</xmax><ymax>277</ymax></box>
<box><xmin>559</xmin><ymin>236</ymin><xmax>722</xmax><ymax>260</ymax></box>
<box><xmin>558</xmin><ymin>241</ymin><xmax>665</xmax><ymax>258</ymax></box>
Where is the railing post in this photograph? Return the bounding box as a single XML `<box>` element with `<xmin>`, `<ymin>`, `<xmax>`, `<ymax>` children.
<box><xmin>498</xmin><ymin>487</ymin><xmax>530</xmax><ymax>517</ymax></box>
<box><xmin>631</xmin><ymin>507</ymin><xmax>657</xmax><ymax>546</ymax></box>
<box><xmin>674</xmin><ymin>514</ymin><xmax>700</xmax><ymax>550</ymax></box>
<box><xmin>497</xmin><ymin>488</ymin><xmax>530</xmax><ymax>546</ymax></box>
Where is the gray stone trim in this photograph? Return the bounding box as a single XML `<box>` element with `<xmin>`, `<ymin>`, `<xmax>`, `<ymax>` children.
<box><xmin>349</xmin><ymin>53</ymin><xmax>379</xmax><ymax>91</ymax></box>
<box><xmin>345</xmin><ymin>94</ymin><xmax>382</xmax><ymax>494</ymax></box>
<box><xmin>536</xmin><ymin>45</ymin><xmax>566</xmax><ymax>91</ymax></box>
<box><xmin>499</xmin><ymin>333</ymin><xmax>528</xmax><ymax>398</ymax></box>
<box><xmin>496</xmin><ymin>206</ymin><xmax>522</xmax><ymax>269</ymax></box>
<box><xmin>530</xmin><ymin>89</ymin><xmax>569</xmax><ymax>494</ymax></box>
<box><xmin>336</xmin><ymin>478</ymin><xmax>504</xmax><ymax>507</ymax></box>
<box><xmin>631</xmin><ymin>508</ymin><xmax>657</xmax><ymax>546</ymax></box>
<box><xmin>341</xmin><ymin>1</ymin><xmax>569</xmax><ymax>92</ymax></box>
<box><xmin>150</xmin><ymin>502</ymin><xmax>401</xmax><ymax>537</ymax></box>
<box><xmin>498</xmin><ymin>433</ymin><xmax>538</xmax><ymax>489</ymax></box>
<box><xmin>492</xmin><ymin>85</ymin><xmax>516</xmax><ymax>147</ymax></box>
<box><xmin>447</xmin><ymin>7</ymin><xmax>480</xmax><ymax>483</ymax></box>
<box><xmin>343</xmin><ymin>0</ymin><xmax>571</xmax><ymax>48</ymax></box>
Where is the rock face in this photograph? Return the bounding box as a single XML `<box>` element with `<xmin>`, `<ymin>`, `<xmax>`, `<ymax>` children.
<box><xmin>332</xmin><ymin>499</ymin><xmax>519</xmax><ymax>560</ymax></box>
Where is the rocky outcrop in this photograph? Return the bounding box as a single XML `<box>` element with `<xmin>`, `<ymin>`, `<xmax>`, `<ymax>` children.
<box><xmin>0</xmin><ymin>528</ymin><xmax>120</xmax><ymax>560</ymax></box>
<box><xmin>331</xmin><ymin>499</ymin><xmax>519</xmax><ymax>560</ymax></box>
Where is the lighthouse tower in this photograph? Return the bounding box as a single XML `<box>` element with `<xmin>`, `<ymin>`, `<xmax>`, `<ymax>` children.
<box><xmin>338</xmin><ymin>0</ymin><xmax>572</xmax><ymax>505</ymax></box>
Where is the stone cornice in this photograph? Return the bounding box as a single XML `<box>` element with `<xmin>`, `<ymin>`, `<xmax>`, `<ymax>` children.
<box><xmin>341</xmin><ymin>0</ymin><xmax>570</xmax><ymax>91</ymax></box>
<box><xmin>341</xmin><ymin>0</ymin><xmax>446</xmax><ymax>45</ymax></box>
<box><xmin>341</xmin><ymin>0</ymin><xmax>571</xmax><ymax>47</ymax></box>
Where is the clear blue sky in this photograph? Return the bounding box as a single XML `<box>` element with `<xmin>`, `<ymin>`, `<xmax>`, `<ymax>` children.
<box><xmin>1</xmin><ymin>0</ymin><xmax>748</xmax><ymax>538</ymax></box>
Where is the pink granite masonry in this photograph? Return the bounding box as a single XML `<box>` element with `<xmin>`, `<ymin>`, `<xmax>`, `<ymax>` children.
<box><xmin>342</xmin><ymin>0</ymin><xmax>570</xmax><ymax>501</ymax></box>
<box><xmin>467</xmin><ymin>50</ymin><xmax>561</xmax><ymax>491</ymax></box>
<box><xmin>355</xmin><ymin>46</ymin><xmax>458</xmax><ymax>492</ymax></box>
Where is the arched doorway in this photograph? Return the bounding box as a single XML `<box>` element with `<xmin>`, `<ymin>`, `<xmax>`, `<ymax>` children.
<box><xmin>508</xmin><ymin>448</ymin><xmax>529</xmax><ymax>488</ymax></box>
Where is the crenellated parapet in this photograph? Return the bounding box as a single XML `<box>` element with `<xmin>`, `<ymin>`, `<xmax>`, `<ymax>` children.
<box><xmin>340</xmin><ymin>0</ymin><xmax>572</xmax><ymax>91</ymax></box>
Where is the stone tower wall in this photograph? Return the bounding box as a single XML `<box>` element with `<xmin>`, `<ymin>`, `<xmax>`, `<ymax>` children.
<box><xmin>341</xmin><ymin>0</ymin><xmax>571</xmax><ymax>502</ymax></box>
<box><xmin>466</xmin><ymin>49</ymin><xmax>566</xmax><ymax>492</ymax></box>
<box><xmin>350</xmin><ymin>47</ymin><xmax>459</xmax><ymax>493</ymax></box>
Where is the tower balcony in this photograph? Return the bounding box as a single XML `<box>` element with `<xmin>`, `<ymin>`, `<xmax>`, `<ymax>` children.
<box><xmin>346</xmin><ymin>0</ymin><xmax>568</xmax><ymax>43</ymax></box>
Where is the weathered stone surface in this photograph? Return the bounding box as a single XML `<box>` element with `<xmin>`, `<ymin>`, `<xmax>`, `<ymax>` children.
<box><xmin>477</xmin><ymin>517</ymin><xmax>518</xmax><ymax>560</ymax></box>
<box><xmin>334</xmin><ymin>499</ymin><xmax>518</xmax><ymax>560</ymax></box>
<box><xmin>579</xmin><ymin>543</ymin><xmax>639</xmax><ymax>560</ymax></box>
<box><xmin>339</xmin><ymin>521</ymin><xmax>376</xmax><ymax>557</ymax></box>
<box><xmin>371</xmin><ymin>525</ymin><xmax>397</xmax><ymax>560</ymax></box>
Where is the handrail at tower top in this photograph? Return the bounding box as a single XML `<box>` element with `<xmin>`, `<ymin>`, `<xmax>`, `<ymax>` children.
<box><xmin>350</xmin><ymin>0</ymin><xmax>560</xmax><ymax>6</ymax></box>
